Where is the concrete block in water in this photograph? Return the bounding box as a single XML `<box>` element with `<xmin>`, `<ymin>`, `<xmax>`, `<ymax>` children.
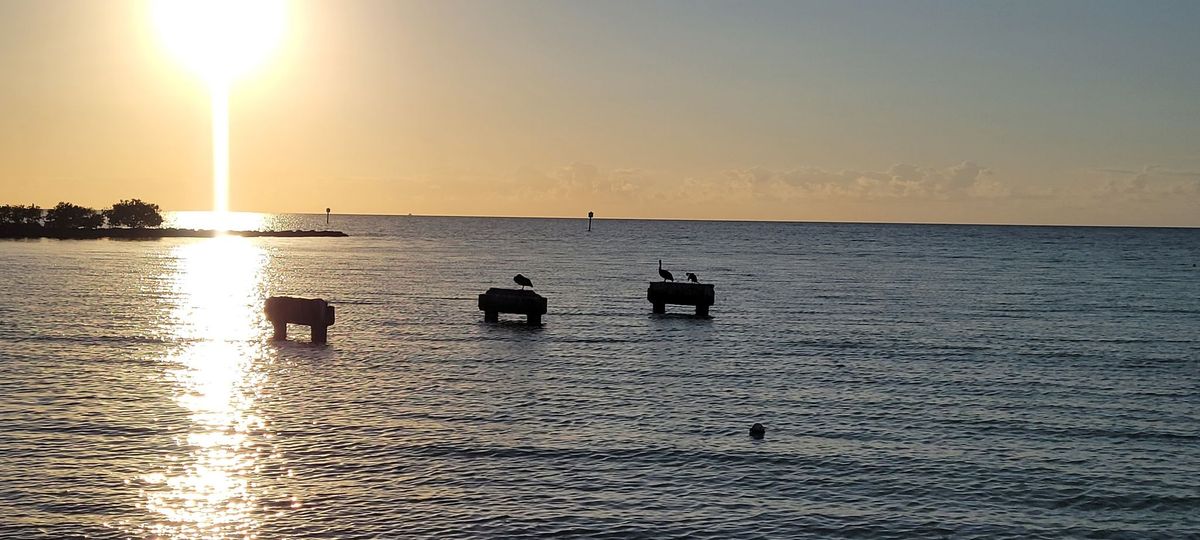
<box><xmin>647</xmin><ymin>282</ymin><xmax>715</xmax><ymax>317</ymax></box>
<box><xmin>264</xmin><ymin>296</ymin><xmax>336</xmax><ymax>344</ymax></box>
<box><xmin>478</xmin><ymin>288</ymin><xmax>547</xmax><ymax>325</ymax></box>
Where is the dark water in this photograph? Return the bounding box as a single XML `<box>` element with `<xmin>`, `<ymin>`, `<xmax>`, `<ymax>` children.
<box><xmin>0</xmin><ymin>215</ymin><xmax>1197</xmax><ymax>539</ymax></box>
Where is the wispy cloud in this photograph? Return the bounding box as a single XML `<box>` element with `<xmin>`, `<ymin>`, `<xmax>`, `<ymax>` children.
<box><xmin>387</xmin><ymin>160</ymin><xmax>1198</xmax><ymax>224</ymax></box>
<box><xmin>718</xmin><ymin>161</ymin><xmax>1010</xmax><ymax>200</ymax></box>
<box><xmin>505</xmin><ymin>161</ymin><xmax>1017</xmax><ymax>203</ymax></box>
<box><xmin>1091</xmin><ymin>165</ymin><xmax>1200</xmax><ymax>200</ymax></box>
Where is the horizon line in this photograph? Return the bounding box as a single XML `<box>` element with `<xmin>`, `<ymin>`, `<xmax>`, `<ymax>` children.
<box><xmin>164</xmin><ymin>209</ymin><xmax>1200</xmax><ymax>230</ymax></box>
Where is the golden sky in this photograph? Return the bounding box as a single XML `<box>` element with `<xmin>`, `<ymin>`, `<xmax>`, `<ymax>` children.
<box><xmin>1</xmin><ymin>1</ymin><xmax>1198</xmax><ymax>226</ymax></box>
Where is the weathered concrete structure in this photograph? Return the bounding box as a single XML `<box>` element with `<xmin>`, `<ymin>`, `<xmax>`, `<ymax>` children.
<box><xmin>264</xmin><ymin>296</ymin><xmax>336</xmax><ymax>344</ymax></box>
<box><xmin>478</xmin><ymin>288</ymin><xmax>547</xmax><ymax>325</ymax></box>
<box><xmin>647</xmin><ymin>282</ymin><xmax>715</xmax><ymax>317</ymax></box>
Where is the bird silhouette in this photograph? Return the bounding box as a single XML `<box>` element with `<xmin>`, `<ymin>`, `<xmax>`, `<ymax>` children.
<box><xmin>686</xmin><ymin>272</ymin><xmax>699</xmax><ymax>283</ymax></box>
<box><xmin>658</xmin><ymin>260</ymin><xmax>674</xmax><ymax>282</ymax></box>
<box><xmin>513</xmin><ymin>274</ymin><xmax>533</xmax><ymax>289</ymax></box>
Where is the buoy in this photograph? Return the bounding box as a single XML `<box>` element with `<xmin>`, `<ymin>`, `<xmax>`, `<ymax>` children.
<box><xmin>749</xmin><ymin>423</ymin><xmax>765</xmax><ymax>439</ymax></box>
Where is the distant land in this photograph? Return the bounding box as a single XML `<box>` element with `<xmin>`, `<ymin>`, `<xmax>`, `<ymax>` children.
<box><xmin>0</xmin><ymin>225</ymin><xmax>347</xmax><ymax>239</ymax></box>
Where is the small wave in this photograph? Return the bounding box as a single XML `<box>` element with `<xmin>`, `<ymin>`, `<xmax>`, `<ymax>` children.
<box><xmin>2</xmin><ymin>334</ymin><xmax>168</xmax><ymax>345</ymax></box>
<box><xmin>1045</xmin><ymin>489</ymin><xmax>1200</xmax><ymax>513</ymax></box>
<box><xmin>392</xmin><ymin>441</ymin><xmax>804</xmax><ymax>470</ymax></box>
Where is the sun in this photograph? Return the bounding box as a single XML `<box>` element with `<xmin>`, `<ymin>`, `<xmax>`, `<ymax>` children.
<box><xmin>152</xmin><ymin>0</ymin><xmax>286</xmax><ymax>223</ymax></box>
<box><xmin>152</xmin><ymin>0</ymin><xmax>287</xmax><ymax>87</ymax></box>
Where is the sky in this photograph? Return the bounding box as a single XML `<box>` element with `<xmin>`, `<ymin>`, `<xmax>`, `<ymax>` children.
<box><xmin>1</xmin><ymin>0</ymin><xmax>1199</xmax><ymax>226</ymax></box>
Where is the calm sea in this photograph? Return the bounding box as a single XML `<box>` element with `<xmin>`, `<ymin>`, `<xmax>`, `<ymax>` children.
<box><xmin>0</xmin><ymin>215</ymin><xmax>1197</xmax><ymax>539</ymax></box>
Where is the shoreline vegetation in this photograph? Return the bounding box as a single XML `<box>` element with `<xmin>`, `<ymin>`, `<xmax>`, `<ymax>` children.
<box><xmin>0</xmin><ymin>225</ymin><xmax>348</xmax><ymax>239</ymax></box>
<box><xmin>0</xmin><ymin>200</ymin><xmax>347</xmax><ymax>239</ymax></box>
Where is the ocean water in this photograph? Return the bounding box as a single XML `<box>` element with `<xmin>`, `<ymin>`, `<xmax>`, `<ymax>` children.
<box><xmin>0</xmin><ymin>215</ymin><xmax>1197</xmax><ymax>539</ymax></box>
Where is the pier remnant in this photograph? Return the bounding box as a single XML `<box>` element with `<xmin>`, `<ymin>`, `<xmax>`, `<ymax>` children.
<box><xmin>647</xmin><ymin>282</ymin><xmax>715</xmax><ymax>317</ymax></box>
<box><xmin>478</xmin><ymin>288</ymin><xmax>547</xmax><ymax>325</ymax></box>
<box><xmin>265</xmin><ymin>296</ymin><xmax>336</xmax><ymax>344</ymax></box>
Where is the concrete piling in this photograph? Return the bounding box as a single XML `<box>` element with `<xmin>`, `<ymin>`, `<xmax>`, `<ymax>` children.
<box><xmin>647</xmin><ymin>282</ymin><xmax>715</xmax><ymax>317</ymax></box>
<box><xmin>478</xmin><ymin>288</ymin><xmax>548</xmax><ymax>325</ymax></box>
<box><xmin>265</xmin><ymin>296</ymin><xmax>336</xmax><ymax>344</ymax></box>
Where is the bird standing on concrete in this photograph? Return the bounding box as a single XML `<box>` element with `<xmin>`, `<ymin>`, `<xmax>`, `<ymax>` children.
<box><xmin>513</xmin><ymin>274</ymin><xmax>533</xmax><ymax>289</ymax></box>
<box><xmin>686</xmin><ymin>272</ymin><xmax>699</xmax><ymax>283</ymax></box>
<box><xmin>658</xmin><ymin>260</ymin><xmax>674</xmax><ymax>282</ymax></box>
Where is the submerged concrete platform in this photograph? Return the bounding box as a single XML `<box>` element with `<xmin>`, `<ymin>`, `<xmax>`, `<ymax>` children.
<box><xmin>478</xmin><ymin>288</ymin><xmax>547</xmax><ymax>325</ymax></box>
<box><xmin>647</xmin><ymin>282</ymin><xmax>715</xmax><ymax>317</ymax></box>
<box><xmin>265</xmin><ymin>296</ymin><xmax>336</xmax><ymax>344</ymax></box>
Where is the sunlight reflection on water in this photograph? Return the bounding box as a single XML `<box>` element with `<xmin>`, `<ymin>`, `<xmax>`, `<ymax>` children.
<box><xmin>141</xmin><ymin>238</ymin><xmax>272</xmax><ymax>539</ymax></box>
<box><xmin>164</xmin><ymin>211</ymin><xmax>269</xmax><ymax>233</ymax></box>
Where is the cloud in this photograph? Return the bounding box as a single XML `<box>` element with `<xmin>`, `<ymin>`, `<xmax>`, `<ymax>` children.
<box><xmin>509</xmin><ymin>162</ymin><xmax>658</xmax><ymax>206</ymax></box>
<box><xmin>715</xmin><ymin>161</ymin><xmax>1007</xmax><ymax>200</ymax></box>
<box><xmin>391</xmin><ymin>159</ymin><xmax>1196</xmax><ymax>224</ymax></box>
<box><xmin>1092</xmin><ymin>165</ymin><xmax>1200</xmax><ymax>200</ymax></box>
<box><xmin>496</xmin><ymin>161</ymin><xmax>1029</xmax><ymax>209</ymax></box>
<box><xmin>498</xmin><ymin>161</ymin><xmax>1196</xmax><ymax>210</ymax></box>
<box><xmin>548</xmin><ymin>162</ymin><xmax>643</xmax><ymax>196</ymax></box>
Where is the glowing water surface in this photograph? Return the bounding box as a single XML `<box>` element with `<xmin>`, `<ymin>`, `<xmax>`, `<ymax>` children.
<box><xmin>164</xmin><ymin>212</ymin><xmax>269</xmax><ymax>232</ymax></box>
<box><xmin>0</xmin><ymin>217</ymin><xmax>1195</xmax><ymax>539</ymax></box>
<box><xmin>138</xmin><ymin>238</ymin><xmax>276</xmax><ymax>538</ymax></box>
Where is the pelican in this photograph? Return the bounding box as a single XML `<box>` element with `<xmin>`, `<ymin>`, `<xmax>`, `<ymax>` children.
<box><xmin>658</xmin><ymin>260</ymin><xmax>674</xmax><ymax>282</ymax></box>
<box><xmin>513</xmin><ymin>274</ymin><xmax>533</xmax><ymax>289</ymax></box>
<box><xmin>686</xmin><ymin>272</ymin><xmax>699</xmax><ymax>283</ymax></box>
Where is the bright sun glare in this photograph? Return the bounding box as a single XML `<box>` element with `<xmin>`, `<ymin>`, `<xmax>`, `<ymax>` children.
<box><xmin>152</xmin><ymin>0</ymin><xmax>286</xmax><ymax>223</ymax></box>
<box><xmin>152</xmin><ymin>0</ymin><xmax>286</xmax><ymax>86</ymax></box>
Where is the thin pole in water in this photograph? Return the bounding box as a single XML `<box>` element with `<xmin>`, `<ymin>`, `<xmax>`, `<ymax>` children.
<box><xmin>326</xmin><ymin>208</ymin><xmax>331</xmax><ymax>225</ymax></box>
<box><xmin>588</xmin><ymin>211</ymin><xmax>594</xmax><ymax>232</ymax></box>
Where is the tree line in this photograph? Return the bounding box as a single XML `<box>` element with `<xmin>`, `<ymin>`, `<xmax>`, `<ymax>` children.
<box><xmin>0</xmin><ymin>200</ymin><xmax>164</xmax><ymax>229</ymax></box>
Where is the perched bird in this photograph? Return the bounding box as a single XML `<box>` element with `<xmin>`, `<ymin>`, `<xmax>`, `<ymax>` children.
<box><xmin>658</xmin><ymin>260</ymin><xmax>674</xmax><ymax>282</ymax></box>
<box><xmin>513</xmin><ymin>274</ymin><xmax>533</xmax><ymax>289</ymax></box>
<box><xmin>686</xmin><ymin>272</ymin><xmax>699</xmax><ymax>283</ymax></box>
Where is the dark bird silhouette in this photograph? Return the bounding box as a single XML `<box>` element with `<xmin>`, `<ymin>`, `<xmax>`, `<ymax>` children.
<box><xmin>658</xmin><ymin>260</ymin><xmax>674</xmax><ymax>282</ymax></box>
<box><xmin>686</xmin><ymin>272</ymin><xmax>699</xmax><ymax>283</ymax></box>
<box><xmin>513</xmin><ymin>274</ymin><xmax>533</xmax><ymax>289</ymax></box>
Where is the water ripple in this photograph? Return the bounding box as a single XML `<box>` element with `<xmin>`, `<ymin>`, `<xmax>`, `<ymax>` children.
<box><xmin>0</xmin><ymin>218</ymin><xmax>1197</xmax><ymax>539</ymax></box>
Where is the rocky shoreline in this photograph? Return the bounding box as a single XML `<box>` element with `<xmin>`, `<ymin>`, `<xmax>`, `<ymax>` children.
<box><xmin>0</xmin><ymin>225</ymin><xmax>348</xmax><ymax>239</ymax></box>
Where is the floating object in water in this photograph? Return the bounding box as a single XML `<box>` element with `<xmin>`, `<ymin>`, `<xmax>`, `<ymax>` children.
<box><xmin>749</xmin><ymin>423</ymin><xmax>765</xmax><ymax>439</ymax></box>
<box><xmin>658</xmin><ymin>259</ymin><xmax>674</xmax><ymax>282</ymax></box>
<box><xmin>265</xmin><ymin>296</ymin><xmax>335</xmax><ymax>344</ymax></box>
<box><xmin>479</xmin><ymin>287</ymin><xmax>547</xmax><ymax>325</ymax></box>
<box><xmin>513</xmin><ymin>274</ymin><xmax>533</xmax><ymax>289</ymax></box>
<box><xmin>648</xmin><ymin>281</ymin><xmax>715</xmax><ymax>317</ymax></box>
